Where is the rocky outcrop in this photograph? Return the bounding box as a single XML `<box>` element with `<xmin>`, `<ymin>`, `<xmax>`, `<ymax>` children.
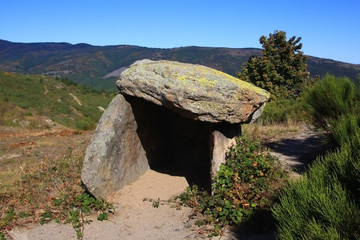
<box><xmin>82</xmin><ymin>60</ymin><xmax>270</xmax><ymax>199</ymax></box>
<box><xmin>117</xmin><ymin>59</ymin><xmax>269</xmax><ymax>124</ymax></box>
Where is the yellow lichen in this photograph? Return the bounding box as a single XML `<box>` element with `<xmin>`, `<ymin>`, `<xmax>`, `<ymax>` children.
<box><xmin>211</xmin><ymin>68</ymin><xmax>270</xmax><ymax>97</ymax></box>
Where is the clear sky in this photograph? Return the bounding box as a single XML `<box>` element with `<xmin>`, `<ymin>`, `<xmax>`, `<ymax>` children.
<box><xmin>1</xmin><ymin>0</ymin><xmax>359</xmax><ymax>64</ymax></box>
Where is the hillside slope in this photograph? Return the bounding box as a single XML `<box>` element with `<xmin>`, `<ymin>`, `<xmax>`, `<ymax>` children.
<box><xmin>0</xmin><ymin>71</ymin><xmax>113</xmax><ymax>130</ymax></box>
<box><xmin>1</xmin><ymin>40</ymin><xmax>359</xmax><ymax>90</ymax></box>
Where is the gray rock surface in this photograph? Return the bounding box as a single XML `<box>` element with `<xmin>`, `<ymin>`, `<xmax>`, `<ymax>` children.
<box><xmin>81</xmin><ymin>94</ymin><xmax>149</xmax><ymax>199</ymax></box>
<box><xmin>117</xmin><ymin>59</ymin><xmax>270</xmax><ymax>124</ymax></box>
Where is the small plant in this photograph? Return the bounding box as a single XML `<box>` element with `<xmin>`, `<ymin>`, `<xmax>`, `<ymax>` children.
<box><xmin>18</xmin><ymin>211</ymin><xmax>30</xmax><ymax>218</ymax></box>
<box><xmin>0</xmin><ymin>207</ymin><xmax>15</xmax><ymax>229</ymax></box>
<box><xmin>97</xmin><ymin>212</ymin><xmax>108</xmax><ymax>221</ymax></box>
<box><xmin>40</xmin><ymin>210</ymin><xmax>53</xmax><ymax>225</ymax></box>
<box><xmin>178</xmin><ymin>134</ymin><xmax>286</xmax><ymax>236</ymax></box>
<box><xmin>152</xmin><ymin>198</ymin><xmax>161</xmax><ymax>208</ymax></box>
<box><xmin>53</xmin><ymin>192</ymin><xmax>114</xmax><ymax>239</ymax></box>
<box><xmin>69</xmin><ymin>209</ymin><xmax>83</xmax><ymax>239</ymax></box>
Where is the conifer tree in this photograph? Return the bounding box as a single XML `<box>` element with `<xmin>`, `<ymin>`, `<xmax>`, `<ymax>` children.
<box><xmin>239</xmin><ymin>31</ymin><xmax>309</xmax><ymax>99</ymax></box>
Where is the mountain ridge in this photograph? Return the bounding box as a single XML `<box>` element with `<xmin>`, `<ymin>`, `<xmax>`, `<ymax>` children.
<box><xmin>1</xmin><ymin>39</ymin><xmax>359</xmax><ymax>90</ymax></box>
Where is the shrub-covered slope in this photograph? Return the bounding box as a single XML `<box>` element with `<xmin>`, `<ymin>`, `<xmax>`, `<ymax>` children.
<box><xmin>0</xmin><ymin>71</ymin><xmax>113</xmax><ymax>130</ymax></box>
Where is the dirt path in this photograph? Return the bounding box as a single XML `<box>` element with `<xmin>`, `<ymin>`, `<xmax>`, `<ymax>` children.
<box><xmin>264</xmin><ymin>124</ymin><xmax>331</xmax><ymax>179</ymax></box>
<box><xmin>5</xmin><ymin>125</ymin><xmax>330</xmax><ymax>240</ymax></box>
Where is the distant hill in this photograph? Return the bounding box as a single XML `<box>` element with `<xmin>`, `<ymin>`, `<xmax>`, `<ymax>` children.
<box><xmin>0</xmin><ymin>71</ymin><xmax>113</xmax><ymax>129</ymax></box>
<box><xmin>1</xmin><ymin>39</ymin><xmax>359</xmax><ymax>90</ymax></box>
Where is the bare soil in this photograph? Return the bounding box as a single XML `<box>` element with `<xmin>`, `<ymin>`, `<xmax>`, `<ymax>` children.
<box><xmin>3</xmin><ymin>124</ymin><xmax>331</xmax><ymax>240</ymax></box>
<box><xmin>263</xmin><ymin>124</ymin><xmax>332</xmax><ymax>179</ymax></box>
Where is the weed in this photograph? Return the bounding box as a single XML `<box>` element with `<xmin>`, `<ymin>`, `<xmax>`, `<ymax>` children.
<box><xmin>40</xmin><ymin>210</ymin><xmax>53</xmax><ymax>225</ymax></box>
<box><xmin>97</xmin><ymin>212</ymin><xmax>108</xmax><ymax>221</ymax></box>
<box><xmin>0</xmin><ymin>207</ymin><xmax>15</xmax><ymax>228</ymax></box>
<box><xmin>152</xmin><ymin>198</ymin><xmax>161</xmax><ymax>208</ymax></box>
<box><xmin>18</xmin><ymin>211</ymin><xmax>30</xmax><ymax>218</ymax></box>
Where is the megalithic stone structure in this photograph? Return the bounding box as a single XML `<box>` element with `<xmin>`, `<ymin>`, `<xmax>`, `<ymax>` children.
<box><xmin>81</xmin><ymin>60</ymin><xmax>270</xmax><ymax>200</ymax></box>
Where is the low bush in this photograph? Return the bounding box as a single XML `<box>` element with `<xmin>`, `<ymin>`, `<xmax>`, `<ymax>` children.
<box><xmin>273</xmin><ymin>75</ymin><xmax>360</xmax><ymax>240</ymax></box>
<box><xmin>305</xmin><ymin>74</ymin><xmax>360</xmax><ymax>144</ymax></box>
<box><xmin>257</xmin><ymin>98</ymin><xmax>307</xmax><ymax>125</ymax></box>
<box><xmin>178</xmin><ymin>135</ymin><xmax>286</xmax><ymax>236</ymax></box>
<box><xmin>273</xmin><ymin>138</ymin><xmax>360</xmax><ymax>240</ymax></box>
<box><xmin>74</xmin><ymin>118</ymin><xmax>96</xmax><ymax>131</ymax></box>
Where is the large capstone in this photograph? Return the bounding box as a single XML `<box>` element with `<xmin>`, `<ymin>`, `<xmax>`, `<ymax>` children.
<box><xmin>82</xmin><ymin>60</ymin><xmax>270</xmax><ymax>199</ymax></box>
<box><xmin>117</xmin><ymin>59</ymin><xmax>269</xmax><ymax>124</ymax></box>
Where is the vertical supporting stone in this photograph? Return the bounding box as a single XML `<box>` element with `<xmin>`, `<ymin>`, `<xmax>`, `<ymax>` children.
<box><xmin>210</xmin><ymin>124</ymin><xmax>241</xmax><ymax>181</ymax></box>
<box><xmin>81</xmin><ymin>94</ymin><xmax>149</xmax><ymax>200</ymax></box>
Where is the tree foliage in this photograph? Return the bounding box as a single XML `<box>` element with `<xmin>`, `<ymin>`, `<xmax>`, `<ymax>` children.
<box><xmin>239</xmin><ymin>31</ymin><xmax>309</xmax><ymax>99</ymax></box>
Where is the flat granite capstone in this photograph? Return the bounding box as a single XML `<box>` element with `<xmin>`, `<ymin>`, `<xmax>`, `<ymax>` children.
<box><xmin>117</xmin><ymin>59</ymin><xmax>270</xmax><ymax>124</ymax></box>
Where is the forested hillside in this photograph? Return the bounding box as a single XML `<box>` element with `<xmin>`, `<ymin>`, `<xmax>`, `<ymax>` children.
<box><xmin>1</xmin><ymin>40</ymin><xmax>359</xmax><ymax>90</ymax></box>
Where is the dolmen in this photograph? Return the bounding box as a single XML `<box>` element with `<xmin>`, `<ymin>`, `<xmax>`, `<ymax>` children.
<box><xmin>81</xmin><ymin>60</ymin><xmax>270</xmax><ymax>199</ymax></box>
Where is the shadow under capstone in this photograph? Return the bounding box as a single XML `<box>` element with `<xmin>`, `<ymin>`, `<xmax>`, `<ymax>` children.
<box><xmin>126</xmin><ymin>95</ymin><xmax>214</xmax><ymax>190</ymax></box>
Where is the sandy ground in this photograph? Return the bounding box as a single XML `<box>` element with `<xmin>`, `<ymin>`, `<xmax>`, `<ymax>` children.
<box><xmin>7</xmin><ymin>170</ymin><xmax>233</xmax><ymax>240</ymax></box>
<box><xmin>5</xmin><ymin>124</ymin><xmax>329</xmax><ymax>240</ymax></box>
<box><xmin>7</xmin><ymin>169</ymin><xmax>275</xmax><ymax>240</ymax></box>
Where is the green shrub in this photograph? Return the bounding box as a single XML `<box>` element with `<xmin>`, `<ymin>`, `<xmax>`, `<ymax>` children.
<box><xmin>74</xmin><ymin>118</ymin><xmax>96</xmax><ymax>130</ymax></box>
<box><xmin>273</xmin><ymin>74</ymin><xmax>360</xmax><ymax>240</ymax></box>
<box><xmin>257</xmin><ymin>98</ymin><xmax>307</xmax><ymax>125</ymax></box>
<box><xmin>179</xmin><ymin>135</ymin><xmax>286</xmax><ymax>235</ymax></box>
<box><xmin>272</xmin><ymin>141</ymin><xmax>360</xmax><ymax>240</ymax></box>
<box><xmin>305</xmin><ymin>74</ymin><xmax>360</xmax><ymax>143</ymax></box>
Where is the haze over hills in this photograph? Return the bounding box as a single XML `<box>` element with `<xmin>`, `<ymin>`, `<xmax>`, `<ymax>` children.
<box><xmin>1</xmin><ymin>39</ymin><xmax>359</xmax><ymax>90</ymax></box>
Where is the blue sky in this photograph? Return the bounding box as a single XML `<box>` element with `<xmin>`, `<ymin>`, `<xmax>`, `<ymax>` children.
<box><xmin>1</xmin><ymin>0</ymin><xmax>359</xmax><ymax>64</ymax></box>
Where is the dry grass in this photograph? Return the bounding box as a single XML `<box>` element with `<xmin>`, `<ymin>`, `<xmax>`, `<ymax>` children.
<box><xmin>0</xmin><ymin>127</ymin><xmax>93</xmax><ymax>234</ymax></box>
<box><xmin>242</xmin><ymin>121</ymin><xmax>301</xmax><ymax>142</ymax></box>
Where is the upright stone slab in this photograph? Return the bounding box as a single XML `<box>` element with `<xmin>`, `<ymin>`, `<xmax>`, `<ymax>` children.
<box><xmin>81</xmin><ymin>94</ymin><xmax>149</xmax><ymax>199</ymax></box>
<box><xmin>82</xmin><ymin>60</ymin><xmax>270</xmax><ymax>199</ymax></box>
<box><xmin>210</xmin><ymin>124</ymin><xmax>241</xmax><ymax>180</ymax></box>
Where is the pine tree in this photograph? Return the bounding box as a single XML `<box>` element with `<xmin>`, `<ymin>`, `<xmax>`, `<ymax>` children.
<box><xmin>239</xmin><ymin>31</ymin><xmax>309</xmax><ymax>99</ymax></box>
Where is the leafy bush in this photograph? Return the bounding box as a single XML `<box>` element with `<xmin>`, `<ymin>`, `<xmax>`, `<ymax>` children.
<box><xmin>179</xmin><ymin>135</ymin><xmax>286</xmax><ymax>235</ymax></box>
<box><xmin>74</xmin><ymin>118</ymin><xmax>96</xmax><ymax>130</ymax></box>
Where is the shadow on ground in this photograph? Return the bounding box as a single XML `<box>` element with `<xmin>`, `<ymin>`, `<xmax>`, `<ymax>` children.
<box><xmin>264</xmin><ymin>132</ymin><xmax>333</xmax><ymax>174</ymax></box>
